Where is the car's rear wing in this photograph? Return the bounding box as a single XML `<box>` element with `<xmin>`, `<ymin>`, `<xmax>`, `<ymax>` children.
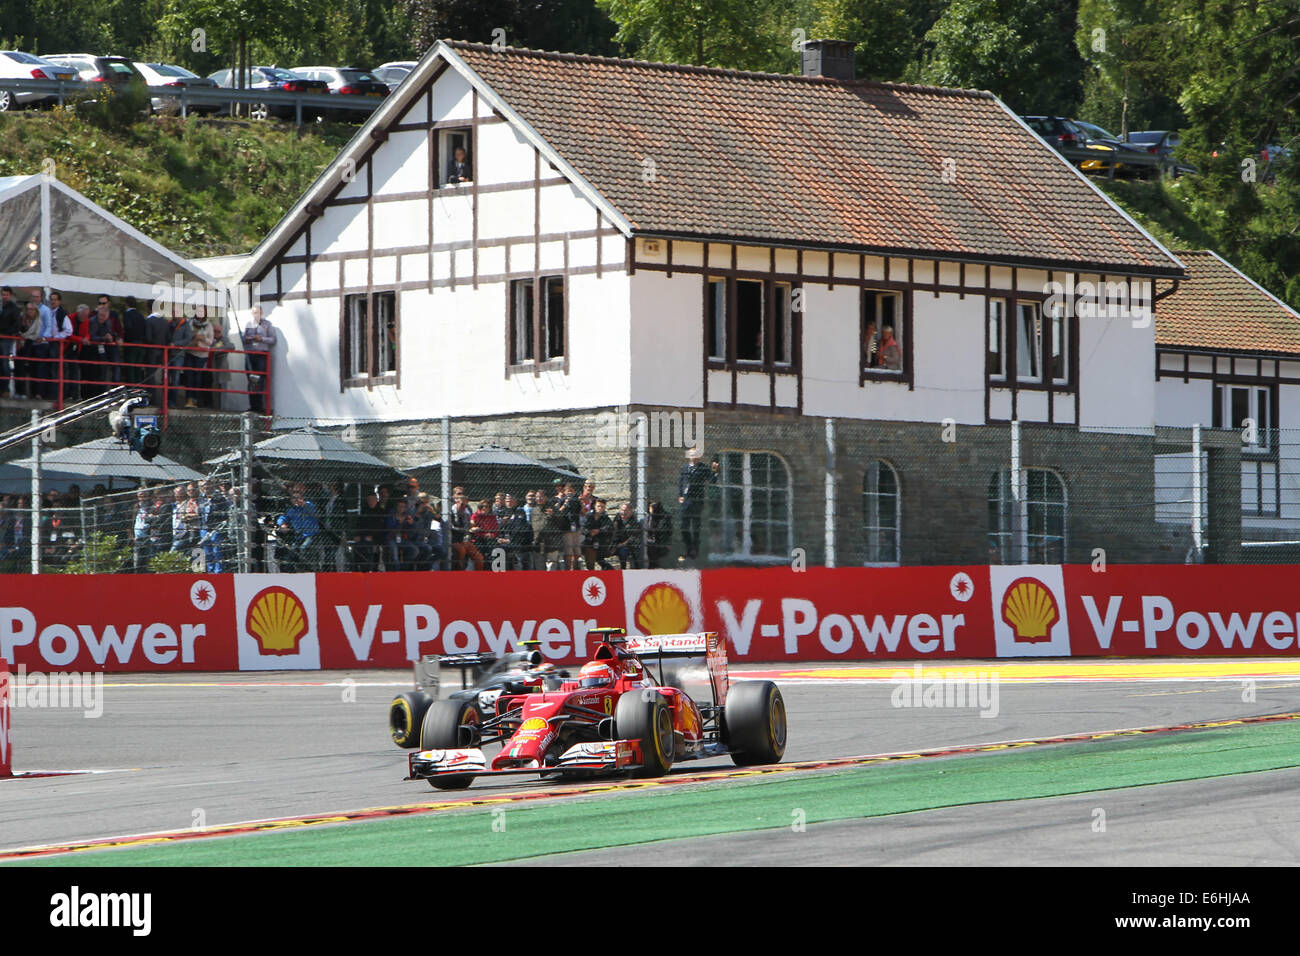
<box><xmin>626</xmin><ymin>632</ymin><xmax>729</xmax><ymax>706</ymax></box>
<box><xmin>414</xmin><ymin>652</ymin><xmax>507</xmax><ymax>694</ymax></box>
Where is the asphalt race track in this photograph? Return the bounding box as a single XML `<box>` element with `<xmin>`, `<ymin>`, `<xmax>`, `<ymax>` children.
<box><xmin>4</xmin><ymin>661</ymin><xmax>1300</xmax><ymax>864</ymax></box>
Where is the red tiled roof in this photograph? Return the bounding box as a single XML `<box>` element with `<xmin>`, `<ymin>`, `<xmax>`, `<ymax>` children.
<box><xmin>1158</xmin><ymin>250</ymin><xmax>1300</xmax><ymax>355</ymax></box>
<box><xmin>449</xmin><ymin>42</ymin><xmax>1181</xmax><ymax>275</ymax></box>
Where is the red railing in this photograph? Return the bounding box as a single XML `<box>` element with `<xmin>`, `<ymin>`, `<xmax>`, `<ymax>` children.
<box><xmin>0</xmin><ymin>335</ymin><xmax>272</xmax><ymax>425</ymax></box>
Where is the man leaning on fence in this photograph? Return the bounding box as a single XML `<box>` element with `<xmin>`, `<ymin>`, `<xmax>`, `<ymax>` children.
<box><xmin>243</xmin><ymin>306</ymin><xmax>276</xmax><ymax>413</ymax></box>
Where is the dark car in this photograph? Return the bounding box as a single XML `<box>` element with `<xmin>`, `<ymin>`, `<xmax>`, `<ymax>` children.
<box><xmin>44</xmin><ymin>53</ymin><xmax>143</xmax><ymax>86</ymax></box>
<box><xmin>1023</xmin><ymin>115</ymin><xmax>1118</xmax><ymax>173</ymax></box>
<box><xmin>388</xmin><ymin>649</ymin><xmax>571</xmax><ymax>748</ymax></box>
<box><xmin>1072</xmin><ymin>120</ymin><xmax>1162</xmax><ymax>177</ymax></box>
<box><xmin>207</xmin><ymin>66</ymin><xmax>330</xmax><ymax>120</ymax></box>
<box><xmin>1124</xmin><ymin>130</ymin><xmax>1197</xmax><ymax>176</ymax></box>
<box><xmin>44</xmin><ymin>54</ymin><xmax>149</xmax><ymax>113</ymax></box>
<box><xmin>292</xmin><ymin>66</ymin><xmax>388</xmax><ymax>120</ymax></box>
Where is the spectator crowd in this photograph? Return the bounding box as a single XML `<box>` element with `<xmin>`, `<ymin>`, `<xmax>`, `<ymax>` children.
<box><xmin>0</xmin><ymin>286</ymin><xmax>275</xmax><ymax>411</ymax></box>
<box><xmin>0</xmin><ymin>475</ymin><xmax>681</xmax><ymax>573</ymax></box>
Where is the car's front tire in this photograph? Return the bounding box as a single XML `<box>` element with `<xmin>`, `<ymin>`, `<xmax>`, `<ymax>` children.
<box><xmin>420</xmin><ymin>699</ymin><xmax>480</xmax><ymax>790</ymax></box>
<box><xmin>615</xmin><ymin>691</ymin><xmax>675</xmax><ymax>777</ymax></box>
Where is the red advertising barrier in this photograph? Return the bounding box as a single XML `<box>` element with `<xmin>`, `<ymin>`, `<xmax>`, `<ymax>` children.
<box><xmin>702</xmin><ymin>566</ymin><xmax>992</xmax><ymax>660</ymax></box>
<box><xmin>0</xmin><ymin>661</ymin><xmax>10</xmax><ymax>777</ymax></box>
<box><xmin>2</xmin><ymin>565</ymin><xmax>1300</xmax><ymax>672</ymax></box>
<box><xmin>0</xmin><ymin>575</ymin><xmax>235</xmax><ymax>672</ymax></box>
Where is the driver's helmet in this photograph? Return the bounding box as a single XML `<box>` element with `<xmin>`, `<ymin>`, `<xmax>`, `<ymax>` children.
<box><xmin>579</xmin><ymin>662</ymin><xmax>616</xmax><ymax>689</ymax></box>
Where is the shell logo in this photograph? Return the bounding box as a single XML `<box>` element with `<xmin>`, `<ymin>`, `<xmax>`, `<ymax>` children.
<box><xmin>635</xmin><ymin>582</ymin><xmax>691</xmax><ymax>636</ymax></box>
<box><xmin>245</xmin><ymin>586</ymin><xmax>310</xmax><ymax>656</ymax></box>
<box><xmin>1001</xmin><ymin>577</ymin><xmax>1060</xmax><ymax>644</ymax></box>
<box><xmin>518</xmin><ymin>717</ymin><xmax>549</xmax><ymax>734</ymax></box>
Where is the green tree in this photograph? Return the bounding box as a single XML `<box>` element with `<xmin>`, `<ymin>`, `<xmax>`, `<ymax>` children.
<box><xmin>919</xmin><ymin>0</ymin><xmax>1084</xmax><ymax>113</ymax></box>
<box><xmin>1074</xmin><ymin>0</ymin><xmax>1182</xmax><ymax>135</ymax></box>
<box><xmin>811</xmin><ymin>0</ymin><xmax>947</xmax><ymax>81</ymax></box>
<box><xmin>404</xmin><ymin>0</ymin><xmax>619</xmax><ymax>58</ymax></box>
<box><xmin>595</xmin><ymin>0</ymin><xmax>812</xmax><ymax>71</ymax></box>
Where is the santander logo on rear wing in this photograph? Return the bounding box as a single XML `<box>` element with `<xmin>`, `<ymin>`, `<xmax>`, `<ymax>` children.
<box><xmin>626</xmin><ymin>632</ymin><xmax>730</xmax><ymax>706</ymax></box>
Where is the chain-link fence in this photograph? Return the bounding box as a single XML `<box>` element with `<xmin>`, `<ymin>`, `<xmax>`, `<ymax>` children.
<box><xmin>1</xmin><ymin>406</ymin><xmax>1298</xmax><ymax>574</ymax></box>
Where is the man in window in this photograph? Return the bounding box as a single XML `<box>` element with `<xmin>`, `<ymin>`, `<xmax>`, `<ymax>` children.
<box><xmin>446</xmin><ymin>146</ymin><xmax>472</xmax><ymax>185</ymax></box>
<box><xmin>677</xmin><ymin>447</ymin><xmax>718</xmax><ymax>562</ymax></box>
<box><xmin>877</xmin><ymin>325</ymin><xmax>901</xmax><ymax>370</ymax></box>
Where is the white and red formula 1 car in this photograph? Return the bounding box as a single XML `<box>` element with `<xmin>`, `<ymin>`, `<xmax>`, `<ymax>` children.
<box><xmin>407</xmin><ymin>627</ymin><xmax>786</xmax><ymax>789</ymax></box>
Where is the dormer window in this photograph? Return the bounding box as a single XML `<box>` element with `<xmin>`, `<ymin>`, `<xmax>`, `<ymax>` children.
<box><xmin>440</xmin><ymin>128</ymin><xmax>472</xmax><ymax>186</ymax></box>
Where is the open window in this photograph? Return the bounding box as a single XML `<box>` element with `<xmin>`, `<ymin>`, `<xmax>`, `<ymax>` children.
<box><xmin>1015</xmin><ymin>300</ymin><xmax>1070</xmax><ymax>385</ymax></box>
<box><xmin>735</xmin><ymin>279</ymin><xmax>764</xmax><ymax>363</ymax></box>
<box><xmin>861</xmin><ymin>290</ymin><xmax>904</xmax><ymax>373</ymax></box>
<box><xmin>440</xmin><ymin>127</ymin><xmax>473</xmax><ymax>186</ymax></box>
<box><xmin>508</xmin><ymin>275</ymin><xmax>565</xmax><ymax>368</ymax></box>
<box><xmin>342</xmin><ymin>291</ymin><xmax>397</xmax><ymax>386</ymax></box>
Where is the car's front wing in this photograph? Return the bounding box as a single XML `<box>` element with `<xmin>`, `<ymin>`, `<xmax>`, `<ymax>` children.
<box><xmin>407</xmin><ymin>739</ymin><xmax>644</xmax><ymax>781</ymax></box>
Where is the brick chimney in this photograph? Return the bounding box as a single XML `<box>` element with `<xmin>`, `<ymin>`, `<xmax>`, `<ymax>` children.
<box><xmin>801</xmin><ymin>39</ymin><xmax>856</xmax><ymax>82</ymax></box>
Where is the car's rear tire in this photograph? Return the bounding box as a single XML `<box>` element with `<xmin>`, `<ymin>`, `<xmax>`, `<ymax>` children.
<box><xmin>249</xmin><ymin>102</ymin><xmax>268</xmax><ymax>121</ymax></box>
<box><xmin>420</xmin><ymin>699</ymin><xmax>480</xmax><ymax>790</ymax></box>
<box><xmin>615</xmin><ymin>690</ymin><xmax>674</xmax><ymax>777</ymax></box>
<box><xmin>725</xmin><ymin>680</ymin><xmax>786</xmax><ymax>767</ymax></box>
<box><xmin>0</xmin><ymin>90</ymin><xmax>13</xmax><ymax>112</ymax></box>
<box><xmin>388</xmin><ymin>691</ymin><xmax>432</xmax><ymax>748</ymax></box>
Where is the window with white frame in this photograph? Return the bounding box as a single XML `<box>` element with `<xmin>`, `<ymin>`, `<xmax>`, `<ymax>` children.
<box><xmin>863</xmin><ymin>460</ymin><xmax>900</xmax><ymax>564</ymax></box>
<box><xmin>1214</xmin><ymin>384</ymin><xmax>1273</xmax><ymax>453</ymax></box>
<box><xmin>988</xmin><ymin>468</ymin><xmax>1066</xmax><ymax>564</ymax></box>
<box><xmin>710</xmin><ymin>451</ymin><xmax>792</xmax><ymax>560</ymax></box>
<box><xmin>1016</xmin><ymin>300</ymin><xmax>1069</xmax><ymax>384</ymax></box>
<box><xmin>706</xmin><ymin>278</ymin><xmax>726</xmax><ymax>361</ymax></box>
<box><xmin>988</xmin><ymin>298</ymin><xmax>1007</xmax><ymax>378</ymax></box>
<box><xmin>342</xmin><ymin>291</ymin><xmax>397</xmax><ymax>384</ymax></box>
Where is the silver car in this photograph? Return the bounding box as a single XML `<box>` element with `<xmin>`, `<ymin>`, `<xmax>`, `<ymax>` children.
<box><xmin>133</xmin><ymin>61</ymin><xmax>220</xmax><ymax>115</ymax></box>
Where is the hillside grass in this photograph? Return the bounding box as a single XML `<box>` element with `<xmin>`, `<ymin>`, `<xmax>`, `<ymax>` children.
<box><xmin>0</xmin><ymin>110</ymin><xmax>355</xmax><ymax>258</ymax></box>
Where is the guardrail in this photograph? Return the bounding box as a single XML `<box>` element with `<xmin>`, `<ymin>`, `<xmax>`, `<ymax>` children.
<box><xmin>1</xmin><ymin>78</ymin><xmax>385</xmax><ymax>123</ymax></box>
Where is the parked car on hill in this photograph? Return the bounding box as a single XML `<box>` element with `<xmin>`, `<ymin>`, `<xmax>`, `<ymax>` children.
<box><xmin>207</xmin><ymin>66</ymin><xmax>330</xmax><ymax>120</ymax></box>
<box><xmin>133</xmin><ymin>62</ymin><xmax>220</xmax><ymax>115</ymax></box>
<box><xmin>373</xmin><ymin>60</ymin><xmax>416</xmax><ymax>91</ymax></box>
<box><xmin>1124</xmin><ymin>130</ymin><xmax>1197</xmax><ymax>176</ymax></box>
<box><xmin>1022</xmin><ymin>115</ymin><xmax>1118</xmax><ymax>173</ymax></box>
<box><xmin>0</xmin><ymin>50</ymin><xmax>76</xmax><ymax>111</ymax></box>
<box><xmin>1071</xmin><ymin>120</ymin><xmax>1156</xmax><ymax>177</ymax></box>
<box><xmin>292</xmin><ymin>66</ymin><xmax>388</xmax><ymax>119</ymax></box>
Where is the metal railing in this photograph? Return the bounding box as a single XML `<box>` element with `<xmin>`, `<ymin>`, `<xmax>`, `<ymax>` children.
<box><xmin>0</xmin><ymin>334</ymin><xmax>272</xmax><ymax>424</ymax></box>
<box><xmin>3</xmin><ymin>77</ymin><xmax>385</xmax><ymax>123</ymax></box>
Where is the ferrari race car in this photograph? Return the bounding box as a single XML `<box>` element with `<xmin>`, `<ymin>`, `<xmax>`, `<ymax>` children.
<box><xmin>406</xmin><ymin>626</ymin><xmax>787</xmax><ymax>789</ymax></box>
<box><xmin>388</xmin><ymin>644</ymin><xmax>570</xmax><ymax>748</ymax></box>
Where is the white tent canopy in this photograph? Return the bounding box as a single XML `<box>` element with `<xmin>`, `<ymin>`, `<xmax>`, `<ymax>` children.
<box><xmin>0</xmin><ymin>174</ymin><xmax>220</xmax><ymax>304</ymax></box>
